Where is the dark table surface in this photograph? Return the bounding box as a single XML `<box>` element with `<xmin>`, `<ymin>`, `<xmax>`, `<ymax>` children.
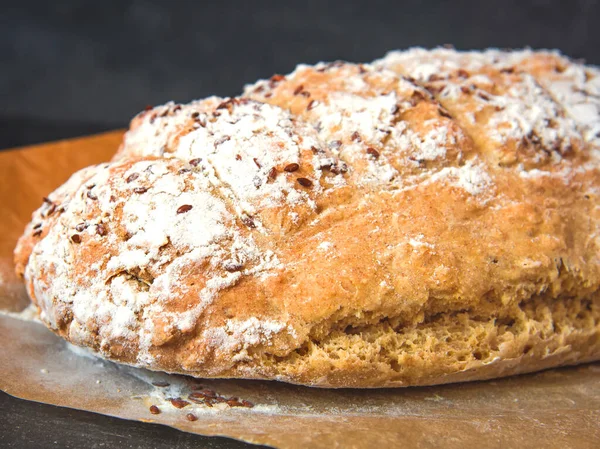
<box><xmin>0</xmin><ymin>391</ymin><xmax>258</xmax><ymax>449</ymax></box>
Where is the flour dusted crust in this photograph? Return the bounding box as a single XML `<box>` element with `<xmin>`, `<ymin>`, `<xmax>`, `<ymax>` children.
<box><xmin>15</xmin><ymin>48</ymin><xmax>600</xmax><ymax>387</ymax></box>
<box><xmin>115</xmin><ymin>98</ymin><xmax>348</xmax><ymax>234</ymax></box>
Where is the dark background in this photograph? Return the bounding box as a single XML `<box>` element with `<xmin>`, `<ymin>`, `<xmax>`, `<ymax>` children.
<box><xmin>1</xmin><ymin>1</ymin><xmax>599</xmax><ymax>447</ymax></box>
<box><xmin>2</xmin><ymin>0</ymin><xmax>600</xmax><ymax>148</ymax></box>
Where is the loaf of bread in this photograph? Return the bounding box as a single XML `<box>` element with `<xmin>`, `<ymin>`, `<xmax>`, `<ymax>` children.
<box><xmin>14</xmin><ymin>48</ymin><xmax>600</xmax><ymax>387</ymax></box>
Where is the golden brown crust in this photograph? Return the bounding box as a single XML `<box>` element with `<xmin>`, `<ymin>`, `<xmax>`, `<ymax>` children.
<box><xmin>14</xmin><ymin>48</ymin><xmax>600</xmax><ymax>387</ymax></box>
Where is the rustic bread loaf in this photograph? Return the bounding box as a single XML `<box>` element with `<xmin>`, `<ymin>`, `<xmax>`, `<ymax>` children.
<box><xmin>14</xmin><ymin>48</ymin><xmax>600</xmax><ymax>387</ymax></box>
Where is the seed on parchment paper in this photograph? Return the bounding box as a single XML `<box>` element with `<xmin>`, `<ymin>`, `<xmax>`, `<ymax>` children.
<box><xmin>169</xmin><ymin>398</ymin><xmax>190</xmax><ymax>409</ymax></box>
<box><xmin>189</xmin><ymin>389</ymin><xmax>218</xmax><ymax>399</ymax></box>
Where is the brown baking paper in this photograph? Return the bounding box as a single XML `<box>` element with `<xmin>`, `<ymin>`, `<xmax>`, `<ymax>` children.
<box><xmin>1</xmin><ymin>132</ymin><xmax>599</xmax><ymax>449</ymax></box>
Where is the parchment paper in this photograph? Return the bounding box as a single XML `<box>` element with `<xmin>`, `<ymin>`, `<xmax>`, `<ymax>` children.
<box><xmin>1</xmin><ymin>132</ymin><xmax>599</xmax><ymax>449</ymax></box>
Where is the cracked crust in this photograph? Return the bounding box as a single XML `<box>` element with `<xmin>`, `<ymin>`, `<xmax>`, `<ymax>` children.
<box><xmin>14</xmin><ymin>48</ymin><xmax>600</xmax><ymax>387</ymax></box>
